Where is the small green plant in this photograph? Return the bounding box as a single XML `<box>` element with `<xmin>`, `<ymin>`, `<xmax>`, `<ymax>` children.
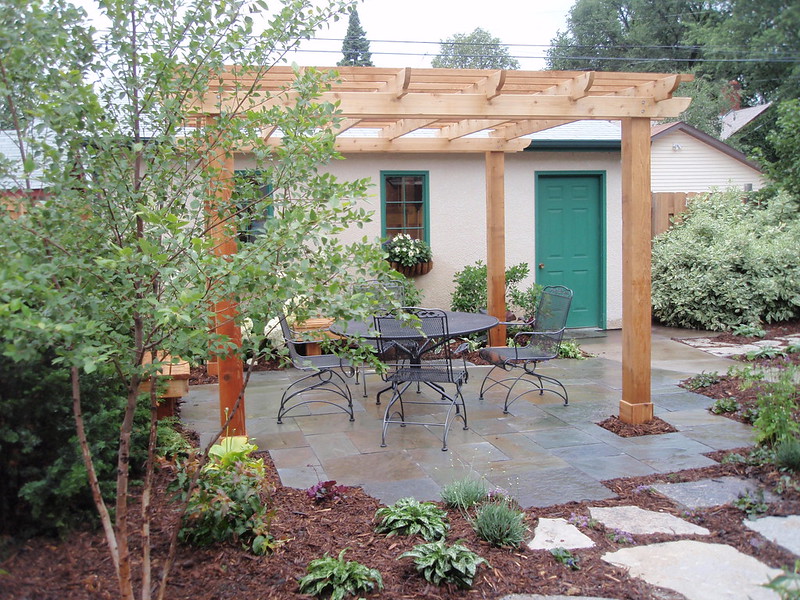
<box><xmin>606</xmin><ymin>529</ymin><xmax>635</xmax><ymax>545</ymax></box>
<box><xmin>728</xmin><ymin>364</ymin><xmax>766</xmax><ymax>384</ymax></box>
<box><xmin>764</xmin><ymin>560</ymin><xmax>800</xmax><ymax>599</ymax></box>
<box><xmin>298</xmin><ymin>549</ymin><xmax>383</xmax><ymax>600</ymax></box>
<box><xmin>746</xmin><ymin>346</ymin><xmax>787</xmax><ymax>361</ymax></box>
<box><xmin>399</xmin><ymin>539</ymin><xmax>488</xmax><ymax>588</ymax></box>
<box><xmin>753</xmin><ymin>367</ymin><xmax>800</xmax><ymax>446</ymax></box>
<box><xmin>440</xmin><ymin>477</ymin><xmax>488</xmax><ymax>511</ymax></box>
<box><xmin>711</xmin><ymin>397</ymin><xmax>739</xmax><ymax>414</ymax></box>
<box><xmin>732</xmin><ymin>323</ymin><xmax>767</xmax><ymax>338</ymax></box>
<box><xmin>775</xmin><ymin>475</ymin><xmax>800</xmax><ymax>495</ymax></box>
<box><xmin>685</xmin><ymin>370</ymin><xmax>720</xmax><ymax>390</ymax></box>
<box><xmin>558</xmin><ymin>340</ymin><xmax>587</xmax><ymax>360</ymax></box>
<box><xmin>471</xmin><ymin>499</ymin><xmax>527</xmax><ymax>548</ymax></box>
<box><xmin>374</xmin><ymin>497</ymin><xmax>449</xmax><ymax>541</ymax></box>
<box><xmin>156</xmin><ymin>417</ymin><xmax>193</xmax><ymax>459</ymax></box>
<box><xmin>733</xmin><ymin>490</ymin><xmax>768</xmax><ymax>520</ymax></box>
<box><xmin>787</xmin><ymin>343</ymin><xmax>800</xmax><ymax>355</ymax></box>
<box><xmin>550</xmin><ymin>547</ymin><xmax>580</xmax><ymax>570</ymax></box>
<box><xmin>776</xmin><ymin>439</ymin><xmax>800</xmax><ymax>472</ymax></box>
<box><xmin>567</xmin><ymin>513</ymin><xmax>600</xmax><ymax>529</ymax></box>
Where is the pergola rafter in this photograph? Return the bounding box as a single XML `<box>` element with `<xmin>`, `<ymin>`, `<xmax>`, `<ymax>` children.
<box><xmin>195</xmin><ymin>65</ymin><xmax>693</xmax><ymax>428</ymax></box>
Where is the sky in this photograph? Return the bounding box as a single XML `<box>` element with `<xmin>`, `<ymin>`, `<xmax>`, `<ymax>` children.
<box><xmin>77</xmin><ymin>0</ymin><xmax>577</xmax><ymax>71</ymax></box>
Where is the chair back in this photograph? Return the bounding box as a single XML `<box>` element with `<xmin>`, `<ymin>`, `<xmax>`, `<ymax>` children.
<box><xmin>353</xmin><ymin>279</ymin><xmax>406</xmax><ymax>311</ymax></box>
<box><xmin>278</xmin><ymin>314</ymin><xmax>305</xmax><ymax>367</ymax></box>
<box><xmin>527</xmin><ymin>286</ymin><xmax>573</xmax><ymax>355</ymax></box>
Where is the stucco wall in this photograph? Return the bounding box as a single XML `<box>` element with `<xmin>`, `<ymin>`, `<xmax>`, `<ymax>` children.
<box><xmin>236</xmin><ymin>151</ymin><xmax>623</xmax><ymax>329</ymax></box>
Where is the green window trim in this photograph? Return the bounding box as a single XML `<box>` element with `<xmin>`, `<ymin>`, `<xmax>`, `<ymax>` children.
<box><xmin>380</xmin><ymin>170</ymin><xmax>430</xmax><ymax>243</ymax></box>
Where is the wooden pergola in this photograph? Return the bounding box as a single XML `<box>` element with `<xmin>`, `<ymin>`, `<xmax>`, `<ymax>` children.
<box><xmin>201</xmin><ymin>66</ymin><xmax>693</xmax><ymax>433</ymax></box>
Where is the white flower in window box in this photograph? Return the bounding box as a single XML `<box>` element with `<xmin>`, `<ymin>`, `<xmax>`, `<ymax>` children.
<box><xmin>383</xmin><ymin>234</ymin><xmax>433</xmax><ymax>276</ymax></box>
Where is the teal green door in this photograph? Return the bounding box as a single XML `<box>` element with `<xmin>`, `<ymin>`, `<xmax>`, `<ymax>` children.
<box><xmin>535</xmin><ymin>174</ymin><xmax>604</xmax><ymax>328</ymax></box>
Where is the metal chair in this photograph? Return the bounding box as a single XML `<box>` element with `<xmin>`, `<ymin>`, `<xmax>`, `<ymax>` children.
<box><xmin>352</xmin><ymin>279</ymin><xmax>406</xmax><ymax>397</ymax></box>
<box><xmin>276</xmin><ymin>314</ymin><xmax>355</xmax><ymax>424</ymax></box>
<box><xmin>478</xmin><ymin>286</ymin><xmax>573</xmax><ymax>413</ymax></box>
<box><xmin>374</xmin><ymin>308</ymin><xmax>468</xmax><ymax>451</ymax></box>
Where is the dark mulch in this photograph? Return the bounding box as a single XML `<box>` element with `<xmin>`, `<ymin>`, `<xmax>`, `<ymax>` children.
<box><xmin>711</xmin><ymin>318</ymin><xmax>800</xmax><ymax>346</ymax></box>
<box><xmin>597</xmin><ymin>415</ymin><xmax>679</xmax><ymax>437</ymax></box>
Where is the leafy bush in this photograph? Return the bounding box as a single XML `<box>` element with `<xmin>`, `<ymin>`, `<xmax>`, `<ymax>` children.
<box><xmin>776</xmin><ymin>439</ymin><xmax>800</xmax><ymax>472</ymax></box>
<box><xmin>711</xmin><ymin>397</ymin><xmax>739</xmax><ymax>415</ymax></box>
<box><xmin>651</xmin><ymin>190</ymin><xmax>800</xmax><ymax>330</ymax></box>
<box><xmin>470</xmin><ymin>499</ymin><xmax>527</xmax><ymax>548</ymax></box>
<box><xmin>745</xmin><ymin>346</ymin><xmax>787</xmax><ymax>361</ymax></box>
<box><xmin>450</xmin><ymin>261</ymin><xmax>542</xmax><ymax>320</ymax></box>
<box><xmin>685</xmin><ymin>371</ymin><xmax>721</xmax><ymax>390</ymax></box>
<box><xmin>156</xmin><ymin>418</ymin><xmax>193</xmax><ymax>460</ymax></box>
<box><xmin>298</xmin><ymin>549</ymin><xmax>383</xmax><ymax>600</ymax></box>
<box><xmin>439</xmin><ymin>477</ymin><xmax>488</xmax><ymax>511</ymax></box>
<box><xmin>558</xmin><ymin>340</ymin><xmax>587</xmax><ymax>360</ymax></box>
<box><xmin>753</xmin><ymin>367</ymin><xmax>800</xmax><ymax>447</ymax></box>
<box><xmin>374</xmin><ymin>497</ymin><xmax>448</xmax><ymax>541</ymax></box>
<box><xmin>177</xmin><ymin>440</ymin><xmax>276</xmax><ymax>554</ymax></box>
<box><xmin>1</xmin><ymin>352</ymin><xmax>148</xmax><ymax>536</ymax></box>
<box><xmin>400</xmin><ymin>539</ymin><xmax>488</xmax><ymax>588</ymax></box>
<box><xmin>732</xmin><ymin>323</ymin><xmax>767</xmax><ymax>338</ymax></box>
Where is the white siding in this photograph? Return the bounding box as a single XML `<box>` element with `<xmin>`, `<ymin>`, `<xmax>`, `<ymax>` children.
<box><xmin>651</xmin><ymin>130</ymin><xmax>764</xmax><ymax>193</ymax></box>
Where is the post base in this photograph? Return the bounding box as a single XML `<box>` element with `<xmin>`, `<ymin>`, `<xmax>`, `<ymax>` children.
<box><xmin>618</xmin><ymin>400</ymin><xmax>654</xmax><ymax>425</ymax></box>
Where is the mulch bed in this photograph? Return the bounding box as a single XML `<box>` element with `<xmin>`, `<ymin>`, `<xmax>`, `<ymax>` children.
<box><xmin>597</xmin><ymin>415</ymin><xmax>679</xmax><ymax>437</ymax></box>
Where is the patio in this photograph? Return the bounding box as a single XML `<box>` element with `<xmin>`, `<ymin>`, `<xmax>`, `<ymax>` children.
<box><xmin>181</xmin><ymin>325</ymin><xmax>754</xmax><ymax>508</ymax></box>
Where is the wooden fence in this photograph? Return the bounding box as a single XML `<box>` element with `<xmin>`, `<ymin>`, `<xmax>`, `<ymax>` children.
<box><xmin>651</xmin><ymin>192</ymin><xmax>697</xmax><ymax>238</ymax></box>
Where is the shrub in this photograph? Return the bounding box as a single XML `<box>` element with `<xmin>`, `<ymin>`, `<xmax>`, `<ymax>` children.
<box><xmin>471</xmin><ymin>499</ymin><xmax>527</xmax><ymax>548</ymax></box>
<box><xmin>753</xmin><ymin>367</ymin><xmax>800</xmax><ymax>447</ymax></box>
<box><xmin>711</xmin><ymin>397</ymin><xmax>739</xmax><ymax>415</ymax></box>
<box><xmin>451</xmin><ymin>261</ymin><xmax>542</xmax><ymax>320</ymax></box>
<box><xmin>651</xmin><ymin>190</ymin><xmax>800</xmax><ymax>330</ymax></box>
<box><xmin>776</xmin><ymin>439</ymin><xmax>800</xmax><ymax>472</ymax></box>
<box><xmin>177</xmin><ymin>440</ymin><xmax>276</xmax><ymax>554</ymax></box>
<box><xmin>1</xmin><ymin>352</ymin><xmax>148</xmax><ymax>536</ymax></box>
<box><xmin>400</xmin><ymin>539</ymin><xmax>488</xmax><ymax>588</ymax></box>
<box><xmin>374</xmin><ymin>497</ymin><xmax>448</xmax><ymax>541</ymax></box>
<box><xmin>732</xmin><ymin>323</ymin><xmax>767</xmax><ymax>338</ymax></box>
<box><xmin>440</xmin><ymin>477</ymin><xmax>488</xmax><ymax>511</ymax></box>
<box><xmin>298</xmin><ymin>549</ymin><xmax>383</xmax><ymax>600</ymax></box>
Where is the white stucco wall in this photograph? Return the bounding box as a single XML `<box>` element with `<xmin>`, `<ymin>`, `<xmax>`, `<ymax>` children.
<box><xmin>651</xmin><ymin>130</ymin><xmax>765</xmax><ymax>192</ymax></box>
<box><xmin>236</xmin><ymin>150</ymin><xmax>624</xmax><ymax>329</ymax></box>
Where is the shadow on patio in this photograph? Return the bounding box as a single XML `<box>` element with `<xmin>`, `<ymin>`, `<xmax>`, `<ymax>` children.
<box><xmin>181</xmin><ymin>326</ymin><xmax>754</xmax><ymax>508</ymax></box>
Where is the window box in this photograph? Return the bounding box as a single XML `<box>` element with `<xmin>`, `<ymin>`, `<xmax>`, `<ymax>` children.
<box><xmin>389</xmin><ymin>259</ymin><xmax>433</xmax><ymax>277</ymax></box>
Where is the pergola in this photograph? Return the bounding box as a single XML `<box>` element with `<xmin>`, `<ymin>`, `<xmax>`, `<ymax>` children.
<box><xmin>201</xmin><ymin>66</ymin><xmax>693</xmax><ymax>433</ymax></box>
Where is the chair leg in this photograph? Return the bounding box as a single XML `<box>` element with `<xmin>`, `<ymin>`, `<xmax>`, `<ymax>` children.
<box><xmin>277</xmin><ymin>368</ymin><xmax>354</xmax><ymax>424</ymax></box>
<box><xmin>380</xmin><ymin>381</ymin><xmax>410</xmax><ymax>447</ymax></box>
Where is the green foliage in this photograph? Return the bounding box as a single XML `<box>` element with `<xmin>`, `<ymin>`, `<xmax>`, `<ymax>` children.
<box><xmin>0</xmin><ymin>353</ymin><xmax>147</xmax><ymax>536</ymax></box>
<box><xmin>651</xmin><ymin>191</ymin><xmax>800</xmax><ymax>330</ymax></box>
<box><xmin>432</xmin><ymin>27</ymin><xmax>520</xmax><ymax>70</ymax></box>
<box><xmin>470</xmin><ymin>499</ymin><xmax>527</xmax><ymax>548</ymax></box>
<box><xmin>156</xmin><ymin>418</ymin><xmax>193</xmax><ymax>460</ymax></box>
<box><xmin>550</xmin><ymin>547</ymin><xmax>580</xmax><ymax>570</ymax></box>
<box><xmin>399</xmin><ymin>539</ymin><xmax>488</xmax><ymax>588</ymax></box>
<box><xmin>374</xmin><ymin>497</ymin><xmax>448</xmax><ymax>541</ymax></box>
<box><xmin>177</xmin><ymin>440</ymin><xmax>275</xmax><ymax>554</ymax></box>
<box><xmin>753</xmin><ymin>367</ymin><xmax>800</xmax><ymax>447</ymax></box>
<box><xmin>450</xmin><ymin>261</ymin><xmax>541</xmax><ymax>320</ymax></box>
<box><xmin>732</xmin><ymin>324</ymin><xmax>767</xmax><ymax>338</ymax></box>
<box><xmin>298</xmin><ymin>549</ymin><xmax>383</xmax><ymax>600</ymax></box>
<box><xmin>745</xmin><ymin>346</ymin><xmax>787</xmax><ymax>361</ymax></box>
<box><xmin>775</xmin><ymin>439</ymin><xmax>800</xmax><ymax>472</ymax></box>
<box><xmin>733</xmin><ymin>490</ymin><xmax>768</xmax><ymax>520</ymax></box>
<box><xmin>440</xmin><ymin>477</ymin><xmax>488</xmax><ymax>511</ymax></box>
<box><xmin>764</xmin><ymin>560</ymin><xmax>800</xmax><ymax>600</ymax></box>
<box><xmin>606</xmin><ymin>529</ymin><xmax>635</xmax><ymax>545</ymax></box>
<box><xmin>337</xmin><ymin>7</ymin><xmax>373</xmax><ymax>67</ymax></box>
<box><xmin>384</xmin><ymin>234</ymin><xmax>432</xmax><ymax>267</ymax></box>
<box><xmin>711</xmin><ymin>397</ymin><xmax>739</xmax><ymax>415</ymax></box>
<box><xmin>558</xmin><ymin>340</ymin><xmax>586</xmax><ymax>360</ymax></box>
<box><xmin>685</xmin><ymin>371</ymin><xmax>721</xmax><ymax>390</ymax></box>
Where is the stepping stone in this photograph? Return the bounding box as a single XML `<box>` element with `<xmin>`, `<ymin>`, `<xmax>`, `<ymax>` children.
<box><xmin>651</xmin><ymin>476</ymin><xmax>777</xmax><ymax>509</ymax></box>
<box><xmin>603</xmin><ymin>540</ymin><xmax>782</xmax><ymax>600</ymax></box>
<box><xmin>744</xmin><ymin>515</ymin><xmax>800</xmax><ymax>556</ymax></box>
<box><xmin>589</xmin><ymin>505</ymin><xmax>709</xmax><ymax>536</ymax></box>
<box><xmin>500</xmin><ymin>596</ymin><xmax>619</xmax><ymax>600</ymax></box>
<box><xmin>527</xmin><ymin>517</ymin><xmax>595</xmax><ymax>551</ymax></box>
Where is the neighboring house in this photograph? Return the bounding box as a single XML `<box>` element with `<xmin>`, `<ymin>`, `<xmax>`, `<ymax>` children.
<box><xmin>720</xmin><ymin>103</ymin><xmax>772</xmax><ymax>141</ymax></box>
<box><xmin>0</xmin><ymin>130</ymin><xmax>48</xmax><ymax>216</ymax></box>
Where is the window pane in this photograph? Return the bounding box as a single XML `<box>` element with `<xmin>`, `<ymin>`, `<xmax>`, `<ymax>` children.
<box><xmin>383</xmin><ymin>173</ymin><xmax>426</xmax><ymax>241</ymax></box>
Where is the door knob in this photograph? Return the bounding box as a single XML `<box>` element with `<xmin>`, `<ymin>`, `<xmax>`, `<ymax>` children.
<box><xmin>538</xmin><ymin>263</ymin><xmax>545</xmax><ymax>269</ymax></box>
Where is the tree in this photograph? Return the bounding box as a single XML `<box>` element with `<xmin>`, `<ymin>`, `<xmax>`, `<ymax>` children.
<box><xmin>431</xmin><ymin>28</ymin><xmax>520</xmax><ymax>70</ymax></box>
<box><xmin>754</xmin><ymin>99</ymin><xmax>800</xmax><ymax>201</ymax></box>
<box><xmin>0</xmin><ymin>0</ymin><xmax>394</xmax><ymax>598</ymax></box>
<box><xmin>337</xmin><ymin>6</ymin><xmax>373</xmax><ymax>66</ymax></box>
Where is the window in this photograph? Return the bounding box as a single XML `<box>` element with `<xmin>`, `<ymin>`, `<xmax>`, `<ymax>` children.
<box><xmin>234</xmin><ymin>170</ymin><xmax>273</xmax><ymax>243</ymax></box>
<box><xmin>381</xmin><ymin>171</ymin><xmax>428</xmax><ymax>242</ymax></box>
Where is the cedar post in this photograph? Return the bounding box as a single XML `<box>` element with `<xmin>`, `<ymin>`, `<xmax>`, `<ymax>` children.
<box><xmin>619</xmin><ymin>117</ymin><xmax>653</xmax><ymax>424</ymax></box>
<box><xmin>486</xmin><ymin>151</ymin><xmax>506</xmax><ymax>346</ymax></box>
<box><xmin>205</xmin><ymin>116</ymin><xmax>246</xmax><ymax>437</ymax></box>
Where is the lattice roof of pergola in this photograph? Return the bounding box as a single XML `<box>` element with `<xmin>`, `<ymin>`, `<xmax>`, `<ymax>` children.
<box><xmin>199</xmin><ymin>66</ymin><xmax>693</xmax><ymax>152</ymax></box>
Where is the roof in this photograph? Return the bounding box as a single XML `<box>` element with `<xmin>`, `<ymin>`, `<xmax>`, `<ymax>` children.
<box><xmin>650</xmin><ymin>121</ymin><xmax>761</xmax><ymax>171</ymax></box>
<box><xmin>198</xmin><ymin>66</ymin><xmax>693</xmax><ymax>153</ymax></box>
<box><xmin>720</xmin><ymin>103</ymin><xmax>772</xmax><ymax>140</ymax></box>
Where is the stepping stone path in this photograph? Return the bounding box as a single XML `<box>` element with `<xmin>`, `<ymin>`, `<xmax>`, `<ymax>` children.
<box><xmin>521</xmin><ymin>477</ymin><xmax>795</xmax><ymax>600</ymax></box>
<box><xmin>678</xmin><ymin>334</ymin><xmax>800</xmax><ymax>358</ymax></box>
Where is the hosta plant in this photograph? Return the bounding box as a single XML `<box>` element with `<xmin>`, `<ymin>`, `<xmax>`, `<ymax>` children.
<box><xmin>374</xmin><ymin>497</ymin><xmax>448</xmax><ymax>541</ymax></box>
<box><xmin>298</xmin><ymin>549</ymin><xmax>383</xmax><ymax>600</ymax></box>
<box><xmin>400</xmin><ymin>540</ymin><xmax>488</xmax><ymax>588</ymax></box>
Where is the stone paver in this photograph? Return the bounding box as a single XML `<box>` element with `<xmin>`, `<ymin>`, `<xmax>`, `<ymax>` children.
<box><xmin>603</xmin><ymin>540</ymin><xmax>782</xmax><ymax>600</ymax></box>
<box><xmin>652</xmin><ymin>476</ymin><xmax>777</xmax><ymax>509</ymax></box>
<box><xmin>744</xmin><ymin>515</ymin><xmax>800</xmax><ymax>556</ymax></box>
<box><xmin>501</xmin><ymin>596</ymin><xmax>619</xmax><ymax>600</ymax></box>
<box><xmin>589</xmin><ymin>505</ymin><xmax>709</xmax><ymax>536</ymax></box>
<box><xmin>527</xmin><ymin>517</ymin><xmax>595</xmax><ymax>551</ymax></box>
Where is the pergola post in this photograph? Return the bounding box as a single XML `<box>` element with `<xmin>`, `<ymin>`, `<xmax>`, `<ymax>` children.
<box><xmin>205</xmin><ymin>117</ymin><xmax>246</xmax><ymax>437</ymax></box>
<box><xmin>619</xmin><ymin>117</ymin><xmax>654</xmax><ymax>424</ymax></box>
<box><xmin>486</xmin><ymin>151</ymin><xmax>506</xmax><ymax>346</ymax></box>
